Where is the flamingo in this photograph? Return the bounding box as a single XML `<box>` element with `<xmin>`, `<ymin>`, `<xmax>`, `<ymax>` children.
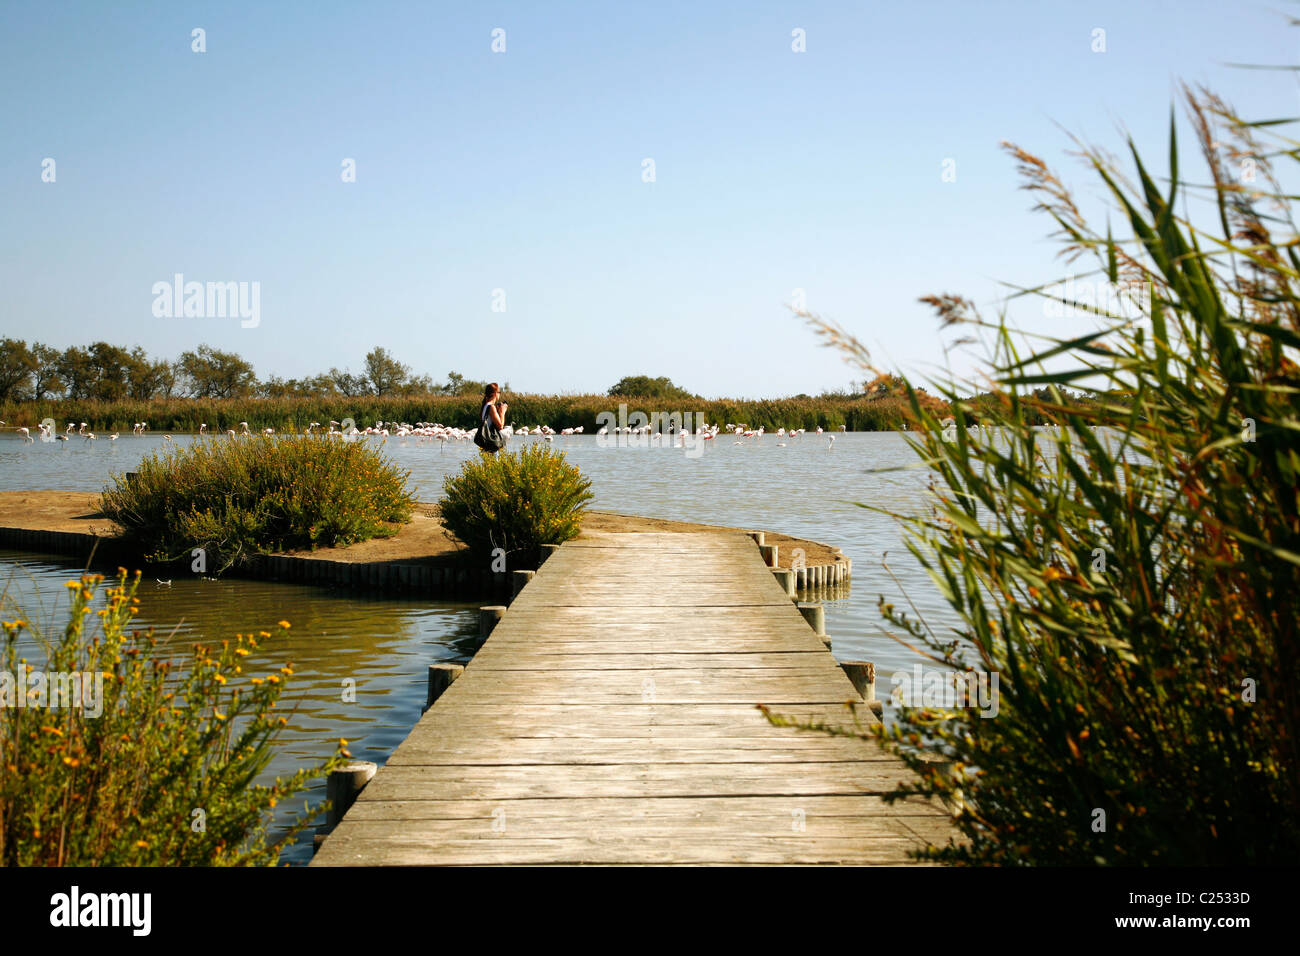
<box><xmin>199</xmin><ymin>423</ymin><xmax>207</xmax><ymax>435</ymax></box>
<box><xmin>239</xmin><ymin>421</ymin><xmax>250</xmax><ymax>435</ymax></box>
<box><xmin>18</xmin><ymin>426</ymin><xmax>31</xmax><ymax>441</ymax></box>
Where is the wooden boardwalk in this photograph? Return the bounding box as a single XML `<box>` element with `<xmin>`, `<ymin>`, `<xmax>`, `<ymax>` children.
<box><xmin>311</xmin><ymin>531</ymin><xmax>954</xmax><ymax>865</ymax></box>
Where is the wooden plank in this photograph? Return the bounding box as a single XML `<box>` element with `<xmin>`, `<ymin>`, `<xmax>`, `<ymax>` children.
<box><xmin>339</xmin><ymin>795</ymin><xmax>949</xmax><ymax>822</ymax></box>
<box><xmin>312</xmin><ymin>531</ymin><xmax>956</xmax><ymax>866</ymax></box>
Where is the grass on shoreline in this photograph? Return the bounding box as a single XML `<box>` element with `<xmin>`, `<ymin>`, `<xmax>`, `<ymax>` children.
<box><xmin>1</xmin><ymin>390</ymin><xmax>952</xmax><ymax>436</ymax></box>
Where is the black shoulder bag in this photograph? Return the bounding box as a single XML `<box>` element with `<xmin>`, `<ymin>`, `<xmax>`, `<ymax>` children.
<box><xmin>474</xmin><ymin>404</ymin><xmax>506</xmax><ymax>452</ymax></box>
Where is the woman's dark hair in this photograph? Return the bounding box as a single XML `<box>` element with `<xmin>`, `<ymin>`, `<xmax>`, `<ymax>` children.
<box><xmin>483</xmin><ymin>382</ymin><xmax>499</xmax><ymax>402</ymax></box>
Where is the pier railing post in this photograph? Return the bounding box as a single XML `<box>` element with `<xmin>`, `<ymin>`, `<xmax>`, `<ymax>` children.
<box><xmin>772</xmin><ymin>567</ymin><xmax>795</xmax><ymax>598</ymax></box>
<box><xmin>759</xmin><ymin>544</ymin><xmax>778</xmax><ymax>567</ymax></box>
<box><xmin>747</xmin><ymin>531</ymin><xmax>765</xmax><ymax>548</ymax></box>
<box><xmin>539</xmin><ymin>543</ymin><xmax>560</xmax><ymax>564</ymax></box>
<box><xmin>510</xmin><ymin>569</ymin><xmax>535</xmax><ymax>601</ymax></box>
<box><xmin>479</xmin><ymin>605</ymin><xmax>506</xmax><ymax>638</ymax></box>
<box><xmin>839</xmin><ymin>660</ymin><xmax>882</xmax><ymax>716</ymax></box>
<box><xmin>326</xmin><ymin>761</ymin><xmax>377</xmax><ymax>829</ymax></box>
<box><xmin>425</xmin><ymin>662</ymin><xmax>464</xmax><ymax>711</ymax></box>
<box><xmin>796</xmin><ymin>601</ymin><xmax>824</xmax><ymax>635</ymax></box>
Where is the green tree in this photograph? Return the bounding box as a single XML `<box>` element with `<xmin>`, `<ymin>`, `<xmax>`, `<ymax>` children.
<box><xmin>71</xmin><ymin>341</ymin><xmax>135</xmax><ymax>401</ymax></box>
<box><xmin>363</xmin><ymin>347</ymin><xmax>410</xmax><ymax>396</ymax></box>
<box><xmin>607</xmin><ymin>375</ymin><xmax>696</xmax><ymax>401</ymax></box>
<box><xmin>126</xmin><ymin>346</ymin><xmax>175</xmax><ymax>400</ymax></box>
<box><xmin>328</xmin><ymin>367</ymin><xmax>369</xmax><ymax>397</ymax></box>
<box><xmin>30</xmin><ymin>343</ymin><xmax>63</xmax><ymax>400</ymax></box>
<box><xmin>443</xmin><ymin>371</ymin><xmax>487</xmax><ymax>396</ymax></box>
<box><xmin>56</xmin><ymin>346</ymin><xmax>98</xmax><ymax>400</ymax></box>
<box><xmin>178</xmin><ymin>345</ymin><xmax>257</xmax><ymax>399</ymax></box>
<box><xmin>0</xmin><ymin>338</ymin><xmax>36</xmax><ymax>402</ymax></box>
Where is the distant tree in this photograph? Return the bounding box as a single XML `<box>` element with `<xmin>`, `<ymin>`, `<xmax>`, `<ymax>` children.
<box><xmin>178</xmin><ymin>345</ymin><xmax>257</xmax><ymax>399</ymax></box>
<box><xmin>858</xmin><ymin>373</ymin><xmax>909</xmax><ymax>398</ymax></box>
<box><xmin>56</xmin><ymin>346</ymin><xmax>98</xmax><ymax>400</ymax></box>
<box><xmin>443</xmin><ymin>371</ymin><xmax>487</xmax><ymax>396</ymax></box>
<box><xmin>328</xmin><ymin>367</ymin><xmax>370</xmax><ymax>397</ymax></box>
<box><xmin>83</xmin><ymin>342</ymin><xmax>134</xmax><ymax>401</ymax></box>
<box><xmin>0</xmin><ymin>338</ymin><xmax>36</xmax><ymax>402</ymax></box>
<box><xmin>127</xmin><ymin>346</ymin><xmax>175</xmax><ymax>400</ymax></box>
<box><xmin>364</xmin><ymin>347</ymin><xmax>410</xmax><ymax>396</ymax></box>
<box><xmin>607</xmin><ymin>375</ymin><xmax>696</xmax><ymax>401</ymax></box>
<box><xmin>30</xmin><ymin>343</ymin><xmax>63</xmax><ymax>400</ymax></box>
<box><xmin>400</xmin><ymin>373</ymin><xmax>436</xmax><ymax>395</ymax></box>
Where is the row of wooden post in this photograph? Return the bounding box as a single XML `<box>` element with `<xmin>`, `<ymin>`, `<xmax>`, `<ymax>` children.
<box><xmin>316</xmin><ymin>542</ymin><xmax>565</xmax><ymax>850</ymax></box>
<box><xmin>749</xmin><ymin>530</ymin><xmax>881</xmax><ymax>717</ymax></box>
<box><xmin>753</xmin><ymin>534</ymin><xmax>852</xmax><ymax>592</ymax></box>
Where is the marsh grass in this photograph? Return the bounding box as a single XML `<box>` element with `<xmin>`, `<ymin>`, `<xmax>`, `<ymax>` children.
<box><xmin>772</xmin><ymin>85</ymin><xmax>1300</xmax><ymax>864</ymax></box>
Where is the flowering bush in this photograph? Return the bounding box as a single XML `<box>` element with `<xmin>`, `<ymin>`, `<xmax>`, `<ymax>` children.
<box><xmin>439</xmin><ymin>444</ymin><xmax>593</xmax><ymax>567</ymax></box>
<box><xmin>0</xmin><ymin>571</ymin><xmax>345</xmax><ymax>865</ymax></box>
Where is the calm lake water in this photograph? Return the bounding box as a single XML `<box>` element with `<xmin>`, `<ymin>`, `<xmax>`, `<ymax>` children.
<box><xmin>0</xmin><ymin>430</ymin><xmax>960</xmax><ymax>863</ymax></box>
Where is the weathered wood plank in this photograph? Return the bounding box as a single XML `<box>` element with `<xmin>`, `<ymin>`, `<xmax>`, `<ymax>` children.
<box><xmin>312</xmin><ymin>531</ymin><xmax>954</xmax><ymax>866</ymax></box>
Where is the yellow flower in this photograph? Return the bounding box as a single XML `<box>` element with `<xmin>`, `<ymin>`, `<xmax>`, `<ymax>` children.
<box><xmin>277</xmin><ymin>620</ymin><xmax>291</xmax><ymax>629</ymax></box>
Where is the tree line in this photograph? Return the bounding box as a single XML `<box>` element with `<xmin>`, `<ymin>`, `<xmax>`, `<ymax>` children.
<box><xmin>0</xmin><ymin>339</ymin><xmax>502</xmax><ymax>403</ymax></box>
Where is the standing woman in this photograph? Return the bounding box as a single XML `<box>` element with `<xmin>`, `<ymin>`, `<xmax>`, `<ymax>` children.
<box><xmin>476</xmin><ymin>382</ymin><xmax>508</xmax><ymax>453</ymax></box>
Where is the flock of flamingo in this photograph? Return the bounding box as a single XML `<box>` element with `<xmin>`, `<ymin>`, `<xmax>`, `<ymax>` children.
<box><xmin>1</xmin><ymin>419</ymin><xmax>848</xmax><ymax>447</ymax></box>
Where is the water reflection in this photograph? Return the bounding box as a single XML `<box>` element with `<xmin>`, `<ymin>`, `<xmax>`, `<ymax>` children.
<box><xmin>0</xmin><ymin>551</ymin><xmax>480</xmax><ymax>865</ymax></box>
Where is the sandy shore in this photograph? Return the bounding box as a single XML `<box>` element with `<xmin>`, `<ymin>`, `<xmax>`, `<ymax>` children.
<box><xmin>0</xmin><ymin>490</ymin><xmax>845</xmax><ymax>570</ymax></box>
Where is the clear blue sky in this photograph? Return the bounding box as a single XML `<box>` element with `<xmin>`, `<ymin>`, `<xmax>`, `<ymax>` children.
<box><xmin>2</xmin><ymin>1</ymin><xmax>1295</xmax><ymax>398</ymax></box>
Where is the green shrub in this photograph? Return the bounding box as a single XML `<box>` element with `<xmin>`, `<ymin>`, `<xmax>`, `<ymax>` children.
<box><xmin>100</xmin><ymin>436</ymin><xmax>415</xmax><ymax>570</ymax></box>
<box><xmin>439</xmin><ymin>444</ymin><xmax>594</xmax><ymax>567</ymax></box>
<box><xmin>777</xmin><ymin>86</ymin><xmax>1300</xmax><ymax>864</ymax></box>
<box><xmin>0</xmin><ymin>571</ymin><xmax>345</xmax><ymax>865</ymax></box>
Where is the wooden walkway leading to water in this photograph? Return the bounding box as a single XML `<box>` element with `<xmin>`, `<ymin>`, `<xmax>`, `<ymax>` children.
<box><xmin>311</xmin><ymin>531</ymin><xmax>954</xmax><ymax>865</ymax></box>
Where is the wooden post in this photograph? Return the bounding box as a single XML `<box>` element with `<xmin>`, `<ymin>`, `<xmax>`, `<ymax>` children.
<box><xmin>759</xmin><ymin>544</ymin><xmax>778</xmax><ymax>568</ymax></box>
<box><xmin>425</xmin><ymin>662</ymin><xmax>464</xmax><ymax>711</ymax></box>
<box><xmin>326</xmin><ymin>761</ymin><xmax>377</xmax><ymax>828</ymax></box>
<box><xmin>511</xmin><ymin>569</ymin><xmax>535</xmax><ymax>600</ymax></box>
<box><xmin>839</xmin><ymin>660</ymin><xmax>882</xmax><ymax>716</ymax></box>
<box><xmin>479</xmin><ymin>605</ymin><xmax>506</xmax><ymax>638</ymax></box>
<box><xmin>796</xmin><ymin>602</ymin><xmax>825</xmax><ymax>635</ymax></box>
<box><xmin>839</xmin><ymin>660</ymin><xmax>876</xmax><ymax>699</ymax></box>
<box><xmin>748</xmin><ymin>531</ymin><xmax>765</xmax><ymax>547</ymax></box>
<box><xmin>772</xmin><ymin>568</ymin><xmax>795</xmax><ymax>598</ymax></box>
<box><xmin>539</xmin><ymin>543</ymin><xmax>560</xmax><ymax>564</ymax></box>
